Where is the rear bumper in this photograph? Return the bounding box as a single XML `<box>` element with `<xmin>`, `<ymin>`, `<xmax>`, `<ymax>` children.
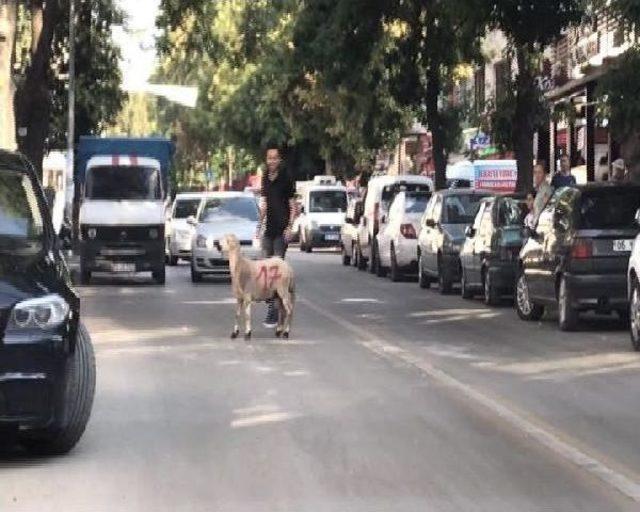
<box><xmin>309</xmin><ymin>228</ymin><xmax>341</xmax><ymax>247</ymax></box>
<box><xmin>0</xmin><ymin>331</ymin><xmax>68</xmax><ymax>428</ymax></box>
<box><xmin>396</xmin><ymin>239</ymin><xmax>418</xmax><ymax>268</ymax></box>
<box><xmin>565</xmin><ymin>272</ymin><xmax>628</xmax><ymax>310</ymax></box>
<box><xmin>81</xmin><ymin>240</ymin><xmax>164</xmax><ymax>272</ymax></box>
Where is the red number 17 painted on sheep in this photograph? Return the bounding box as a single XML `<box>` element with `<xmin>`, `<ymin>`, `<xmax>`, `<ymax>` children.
<box><xmin>258</xmin><ymin>265</ymin><xmax>282</xmax><ymax>292</ymax></box>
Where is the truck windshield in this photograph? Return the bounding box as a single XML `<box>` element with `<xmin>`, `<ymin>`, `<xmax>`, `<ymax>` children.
<box><xmin>86</xmin><ymin>166</ymin><xmax>162</xmax><ymax>200</ymax></box>
<box><xmin>0</xmin><ymin>170</ymin><xmax>44</xmax><ymax>255</ymax></box>
<box><xmin>309</xmin><ymin>190</ymin><xmax>347</xmax><ymax>213</ymax></box>
<box><xmin>200</xmin><ymin>197</ymin><xmax>258</xmax><ymax>223</ymax></box>
<box><xmin>174</xmin><ymin>199</ymin><xmax>200</xmax><ymax>219</ymax></box>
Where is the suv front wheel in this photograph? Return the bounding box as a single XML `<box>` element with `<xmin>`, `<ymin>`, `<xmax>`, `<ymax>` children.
<box><xmin>630</xmin><ymin>281</ymin><xmax>640</xmax><ymax>351</ymax></box>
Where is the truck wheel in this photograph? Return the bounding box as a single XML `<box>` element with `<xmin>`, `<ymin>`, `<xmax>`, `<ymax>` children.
<box><xmin>305</xmin><ymin>232</ymin><xmax>313</xmax><ymax>253</ymax></box>
<box><xmin>558</xmin><ymin>276</ymin><xmax>578</xmax><ymax>331</ymax></box>
<box><xmin>21</xmin><ymin>324</ymin><xmax>96</xmax><ymax>455</ymax></box>
<box><xmin>152</xmin><ymin>266</ymin><xmax>166</xmax><ymax>285</ymax></box>
<box><xmin>341</xmin><ymin>244</ymin><xmax>351</xmax><ymax>266</ymax></box>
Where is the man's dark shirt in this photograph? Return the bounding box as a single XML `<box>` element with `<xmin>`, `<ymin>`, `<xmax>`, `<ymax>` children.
<box><xmin>261</xmin><ymin>169</ymin><xmax>295</xmax><ymax>238</ymax></box>
<box><xmin>551</xmin><ymin>173</ymin><xmax>577</xmax><ymax>188</ymax></box>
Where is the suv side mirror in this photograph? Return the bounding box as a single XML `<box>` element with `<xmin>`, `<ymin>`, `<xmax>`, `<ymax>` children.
<box><xmin>187</xmin><ymin>215</ymin><xmax>197</xmax><ymax>226</ymax></box>
<box><xmin>465</xmin><ymin>226</ymin><xmax>476</xmax><ymax>238</ymax></box>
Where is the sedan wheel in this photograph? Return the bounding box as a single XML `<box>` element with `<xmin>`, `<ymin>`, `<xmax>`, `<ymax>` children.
<box><xmin>418</xmin><ymin>253</ymin><xmax>430</xmax><ymax>289</ymax></box>
<box><xmin>483</xmin><ymin>270</ymin><xmax>499</xmax><ymax>306</ymax></box>
<box><xmin>630</xmin><ymin>283</ymin><xmax>640</xmax><ymax>351</ymax></box>
<box><xmin>461</xmin><ymin>267</ymin><xmax>474</xmax><ymax>299</ymax></box>
<box><xmin>515</xmin><ymin>271</ymin><xmax>544</xmax><ymax>321</ymax></box>
<box><xmin>389</xmin><ymin>246</ymin><xmax>401</xmax><ymax>282</ymax></box>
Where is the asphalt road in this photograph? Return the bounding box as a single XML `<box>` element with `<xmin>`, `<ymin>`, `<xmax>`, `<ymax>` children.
<box><xmin>2</xmin><ymin>250</ymin><xmax>640</xmax><ymax>511</ymax></box>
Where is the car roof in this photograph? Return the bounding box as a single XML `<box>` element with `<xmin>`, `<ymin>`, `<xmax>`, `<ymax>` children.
<box><xmin>174</xmin><ymin>192</ymin><xmax>207</xmax><ymax>200</ymax></box>
<box><xmin>307</xmin><ymin>185</ymin><xmax>347</xmax><ymax>193</ymax></box>
<box><xmin>435</xmin><ymin>188</ymin><xmax>494</xmax><ymax>197</ymax></box>
<box><xmin>369</xmin><ymin>174</ymin><xmax>433</xmax><ymax>186</ymax></box>
<box><xmin>200</xmin><ymin>191</ymin><xmax>254</xmax><ymax>199</ymax></box>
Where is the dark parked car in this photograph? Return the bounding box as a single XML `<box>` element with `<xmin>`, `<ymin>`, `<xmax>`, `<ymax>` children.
<box><xmin>460</xmin><ymin>195</ymin><xmax>527</xmax><ymax>304</ymax></box>
<box><xmin>417</xmin><ymin>189</ymin><xmax>493</xmax><ymax>293</ymax></box>
<box><xmin>0</xmin><ymin>151</ymin><xmax>95</xmax><ymax>454</ymax></box>
<box><xmin>515</xmin><ymin>184</ymin><xmax>640</xmax><ymax>331</ymax></box>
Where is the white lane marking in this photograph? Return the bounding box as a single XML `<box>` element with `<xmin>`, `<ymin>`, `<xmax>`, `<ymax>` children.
<box><xmin>182</xmin><ymin>298</ymin><xmax>236</xmax><ymax>305</ymax></box>
<box><xmin>299</xmin><ymin>295</ymin><xmax>640</xmax><ymax>502</ymax></box>
<box><xmin>340</xmin><ymin>298</ymin><xmax>383</xmax><ymax>304</ymax></box>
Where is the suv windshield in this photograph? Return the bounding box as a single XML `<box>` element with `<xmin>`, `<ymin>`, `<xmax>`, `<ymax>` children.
<box><xmin>200</xmin><ymin>197</ymin><xmax>258</xmax><ymax>223</ymax></box>
<box><xmin>0</xmin><ymin>170</ymin><xmax>44</xmax><ymax>255</ymax></box>
<box><xmin>442</xmin><ymin>195</ymin><xmax>486</xmax><ymax>224</ymax></box>
<box><xmin>86</xmin><ymin>166</ymin><xmax>162</xmax><ymax>200</ymax></box>
<box><xmin>579</xmin><ymin>189</ymin><xmax>640</xmax><ymax>229</ymax></box>
<box><xmin>174</xmin><ymin>199</ymin><xmax>200</xmax><ymax>219</ymax></box>
<box><xmin>309</xmin><ymin>190</ymin><xmax>347</xmax><ymax>213</ymax></box>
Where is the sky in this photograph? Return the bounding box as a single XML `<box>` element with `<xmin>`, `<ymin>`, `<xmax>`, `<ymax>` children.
<box><xmin>114</xmin><ymin>0</ymin><xmax>161</xmax><ymax>92</ymax></box>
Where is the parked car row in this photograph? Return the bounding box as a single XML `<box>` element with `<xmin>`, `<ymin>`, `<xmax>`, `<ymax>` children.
<box><xmin>341</xmin><ymin>179</ymin><xmax>640</xmax><ymax>351</ymax></box>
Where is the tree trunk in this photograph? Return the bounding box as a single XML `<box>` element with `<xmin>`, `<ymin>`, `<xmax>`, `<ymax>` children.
<box><xmin>514</xmin><ymin>47</ymin><xmax>535</xmax><ymax>192</ymax></box>
<box><xmin>0</xmin><ymin>1</ymin><xmax>17</xmax><ymax>150</ymax></box>
<box><xmin>426</xmin><ymin>64</ymin><xmax>447</xmax><ymax>191</ymax></box>
<box><xmin>14</xmin><ymin>0</ymin><xmax>59</xmax><ymax>178</ymax></box>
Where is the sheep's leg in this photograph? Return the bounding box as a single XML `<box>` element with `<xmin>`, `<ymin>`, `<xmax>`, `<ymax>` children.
<box><xmin>231</xmin><ymin>299</ymin><xmax>242</xmax><ymax>339</ymax></box>
<box><xmin>281</xmin><ymin>291</ymin><xmax>294</xmax><ymax>339</ymax></box>
<box><xmin>275</xmin><ymin>296</ymin><xmax>285</xmax><ymax>337</ymax></box>
<box><xmin>244</xmin><ymin>298</ymin><xmax>252</xmax><ymax>340</ymax></box>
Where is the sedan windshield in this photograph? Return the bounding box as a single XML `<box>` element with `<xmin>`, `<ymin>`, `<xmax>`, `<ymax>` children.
<box><xmin>86</xmin><ymin>166</ymin><xmax>162</xmax><ymax>200</ymax></box>
<box><xmin>309</xmin><ymin>191</ymin><xmax>347</xmax><ymax>213</ymax></box>
<box><xmin>443</xmin><ymin>195</ymin><xmax>486</xmax><ymax>224</ymax></box>
<box><xmin>200</xmin><ymin>197</ymin><xmax>258</xmax><ymax>223</ymax></box>
<box><xmin>0</xmin><ymin>170</ymin><xmax>44</xmax><ymax>255</ymax></box>
<box><xmin>174</xmin><ymin>199</ymin><xmax>200</xmax><ymax>219</ymax></box>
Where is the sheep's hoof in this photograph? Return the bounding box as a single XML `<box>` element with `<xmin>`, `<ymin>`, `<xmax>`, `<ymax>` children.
<box><xmin>230</xmin><ymin>330</ymin><xmax>239</xmax><ymax>339</ymax></box>
<box><xmin>244</xmin><ymin>331</ymin><xmax>252</xmax><ymax>341</ymax></box>
<box><xmin>275</xmin><ymin>329</ymin><xmax>282</xmax><ymax>338</ymax></box>
<box><xmin>283</xmin><ymin>331</ymin><xmax>290</xmax><ymax>339</ymax></box>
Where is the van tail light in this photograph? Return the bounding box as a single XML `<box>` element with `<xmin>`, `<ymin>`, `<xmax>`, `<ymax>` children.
<box><xmin>400</xmin><ymin>224</ymin><xmax>417</xmax><ymax>239</ymax></box>
<box><xmin>571</xmin><ymin>239</ymin><xmax>593</xmax><ymax>259</ymax></box>
<box><xmin>373</xmin><ymin>202</ymin><xmax>380</xmax><ymax>233</ymax></box>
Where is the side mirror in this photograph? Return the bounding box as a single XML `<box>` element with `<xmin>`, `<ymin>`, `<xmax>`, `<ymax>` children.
<box><xmin>635</xmin><ymin>208</ymin><xmax>640</xmax><ymax>227</ymax></box>
<box><xmin>187</xmin><ymin>215</ymin><xmax>197</xmax><ymax>226</ymax></box>
<box><xmin>465</xmin><ymin>226</ymin><xmax>476</xmax><ymax>238</ymax></box>
<box><xmin>425</xmin><ymin>218</ymin><xmax>436</xmax><ymax>228</ymax></box>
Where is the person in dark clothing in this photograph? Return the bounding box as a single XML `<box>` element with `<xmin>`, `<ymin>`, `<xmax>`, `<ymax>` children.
<box><xmin>259</xmin><ymin>145</ymin><xmax>296</xmax><ymax>328</ymax></box>
<box><xmin>551</xmin><ymin>155</ymin><xmax>577</xmax><ymax>188</ymax></box>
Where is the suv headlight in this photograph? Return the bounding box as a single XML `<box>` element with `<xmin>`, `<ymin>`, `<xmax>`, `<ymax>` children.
<box><xmin>9</xmin><ymin>294</ymin><xmax>70</xmax><ymax>330</ymax></box>
<box><xmin>196</xmin><ymin>234</ymin><xmax>208</xmax><ymax>248</ymax></box>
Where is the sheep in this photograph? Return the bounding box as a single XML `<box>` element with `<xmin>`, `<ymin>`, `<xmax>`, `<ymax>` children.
<box><xmin>219</xmin><ymin>234</ymin><xmax>295</xmax><ymax>340</ymax></box>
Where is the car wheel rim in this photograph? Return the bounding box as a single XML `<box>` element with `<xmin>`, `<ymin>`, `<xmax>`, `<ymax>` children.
<box><xmin>516</xmin><ymin>274</ymin><xmax>532</xmax><ymax>315</ymax></box>
<box><xmin>632</xmin><ymin>288</ymin><xmax>640</xmax><ymax>343</ymax></box>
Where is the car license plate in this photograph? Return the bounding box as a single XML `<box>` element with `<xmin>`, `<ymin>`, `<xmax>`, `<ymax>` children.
<box><xmin>613</xmin><ymin>239</ymin><xmax>634</xmax><ymax>252</ymax></box>
<box><xmin>112</xmin><ymin>263</ymin><xmax>136</xmax><ymax>273</ymax></box>
<box><xmin>325</xmin><ymin>233</ymin><xmax>340</xmax><ymax>241</ymax></box>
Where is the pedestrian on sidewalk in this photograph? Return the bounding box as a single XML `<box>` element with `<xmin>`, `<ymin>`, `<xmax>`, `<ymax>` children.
<box><xmin>533</xmin><ymin>162</ymin><xmax>553</xmax><ymax>220</ymax></box>
<box><xmin>259</xmin><ymin>144</ymin><xmax>296</xmax><ymax>329</ymax></box>
<box><xmin>551</xmin><ymin>155</ymin><xmax>577</xmax><ymax>188</ymax></box>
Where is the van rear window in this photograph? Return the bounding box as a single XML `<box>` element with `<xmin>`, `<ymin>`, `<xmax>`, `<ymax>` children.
<box><xmin>579</xmin><ymin>190</ymin><xmax>640</xmax><ymax>229</ymax></box>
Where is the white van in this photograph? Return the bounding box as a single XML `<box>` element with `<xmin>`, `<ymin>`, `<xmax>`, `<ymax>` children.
<box><xmin>356</xmin><ymin>175</ymin><xmax>433</xmax><ymax>272</ymax></box>
<box><xmin>298</xmin><ymin>183</ymin><xmax>348</xmax><ymax>252</ymax></box>
<box><xmin>165</xmin><ymin>192</ymin><xmax>204</xmax><ymax>265</ymax></box>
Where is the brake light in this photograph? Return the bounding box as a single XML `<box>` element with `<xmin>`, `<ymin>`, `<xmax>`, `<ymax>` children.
<box><xmin>400</xmin><ymin>224</ymin><xmax>417</xmax><ymax>239</ymax></box>
<box><xmin>571</xmin><ymin>239</ymin><xmax>593</xmax><ymax>259</ymax></box>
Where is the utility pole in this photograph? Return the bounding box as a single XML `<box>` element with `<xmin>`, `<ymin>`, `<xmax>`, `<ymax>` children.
<box><xmin>67</xmin><ymin>0</ymin><xmax>76</xmax><ymax>228</ymax></box>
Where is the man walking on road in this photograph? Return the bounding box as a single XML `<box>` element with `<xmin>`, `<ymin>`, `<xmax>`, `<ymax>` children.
<box><xmin>259</xmin><ymin>144</ymin><xmax>296</xmax><ymax>328</ymax></box>
<box><xmin>551</xmin><ymin>155</ymin><xmax>577</xmax><ymax>188</ymax></box>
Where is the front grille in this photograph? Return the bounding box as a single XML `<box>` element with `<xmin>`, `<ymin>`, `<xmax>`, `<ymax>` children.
<box><xmin>319</xmin><ymin>225</ymin><xmax>340</xmax><ymax>233</ymax></box>
<box><xmin>84</xmin><ymin>226</ymin><xmax>162</xmax><ymax>242</ymax></box>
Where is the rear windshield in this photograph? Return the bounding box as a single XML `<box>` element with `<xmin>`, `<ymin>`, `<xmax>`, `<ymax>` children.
<box><xmin>442</xmin><ymin>194</ymin><xmax>487</xmax><ymax>224</ymax></box>
<box><xmin>405</xmin><ymin>193</ymin><xmax>431</xmax><ymax>214</ymax></box>
<box><xmin>498</xmin><ymin>198</ymin><xmax>527</xmax><ymax>227</ymax></box>
<box><xmin>200</xmin><ymin>197</ymin><xmax>258</xmax><ymax>223</ymax></box>
<box><xmin>578</xmin><ymin>190</ymin><xmax>640</xmax><ymax>229</ymax></box>
<box><xmin>174</xmin><ymin>199</ymin><xmax>200</xmax><ymax>219</ymax></box>
<box><xmin>382</xmin><ymin>183</ymin><xmax>431</xmax><ymax>210</ymax></box>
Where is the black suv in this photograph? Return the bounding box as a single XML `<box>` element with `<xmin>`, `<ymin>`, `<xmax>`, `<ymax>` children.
<box><xmin>417</xmin><ymin>189</ymin><xmax>492</xmax><ymax>293</ymax></box>
<box><xmin>460</xmin><ymin>194</ymin><xmax>527</xmax><ymax>305</ymax></box>
<box><xmin>0</xmin><ymin>151</ymin><xmax>95</xmax><ymax>454</ymax></box>
<box><xmin>515</xmin><ymin>184</ymin><xmax>640</xmax><ymax>331</ymax></box>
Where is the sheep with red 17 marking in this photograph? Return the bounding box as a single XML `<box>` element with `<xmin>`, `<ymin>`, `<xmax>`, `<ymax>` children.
<box><xmin>219</xmin><ymin>234</ymin><xmax>295</xmax><ymax>340</ymax></box>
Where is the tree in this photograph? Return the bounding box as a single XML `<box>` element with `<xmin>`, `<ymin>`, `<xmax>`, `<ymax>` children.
<box><xmin>0</xmin><ymin>1</ymin><xmax>17</xmax><ymax>149</ymax></box>
<box><xmin>487</xmin><ymin>0</ymin><xmax>585</xmax><ymax>191</ymax></box>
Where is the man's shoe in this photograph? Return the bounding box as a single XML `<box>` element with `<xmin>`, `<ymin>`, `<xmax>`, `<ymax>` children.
<box><xmin>263</xmin><ymin>302</ymin><xmax>278</xmax><ymax>328</ymax></box>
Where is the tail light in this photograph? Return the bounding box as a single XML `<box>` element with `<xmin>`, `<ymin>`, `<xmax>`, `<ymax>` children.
<box><xmin>400</xmin><ymin>224</ymin><xmax>417</xmax><ymax>239</ymax></box>
<box><xmin>571</xmin><ymin>239</ymin><xmax>593</xmax><ymax>259</ymax></box>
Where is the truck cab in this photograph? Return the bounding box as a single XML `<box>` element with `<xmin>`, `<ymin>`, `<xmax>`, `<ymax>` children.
<box><xmin>78</xmin><ymin>138</ymin><xmax>174</xmax><ymax>285</ymax></box>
